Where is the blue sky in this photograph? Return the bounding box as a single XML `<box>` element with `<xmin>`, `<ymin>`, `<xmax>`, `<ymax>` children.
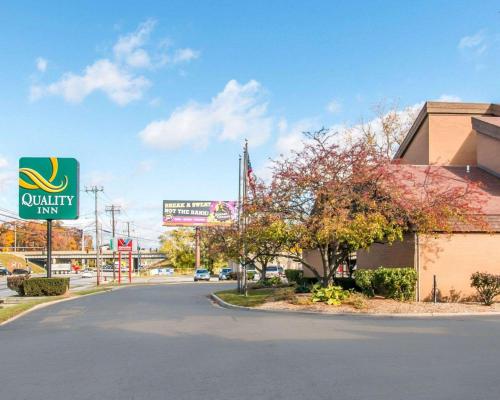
<box><xmin>1</xmin><ymin>1</ymin><xmax>499</xmax><ymax>245</ymax></box>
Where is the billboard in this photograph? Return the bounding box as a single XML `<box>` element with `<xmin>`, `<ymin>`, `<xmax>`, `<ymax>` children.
<box><xmin>19</xmin><ymin>157</ymin><xmax>79</xmax><ymax>220</ymax></box>
<box><xmin>163</xmin><ymin>200</ymin><xmax>238</xmax><ymax>227</ymax></box>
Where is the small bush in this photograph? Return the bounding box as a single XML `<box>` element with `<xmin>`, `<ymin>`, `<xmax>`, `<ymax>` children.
<box><xmin>285</xmin><ymin>270</ymin><xmax>303</xmax><ymax>284</ymax></box>
<box><xmin>247</xmin><ymin>271</ymin><xmax>255</xmax><ymax>281</ymax></box>
<box><xmin>7</xmin><ymin>275</ymin><xmax>30</xmax><ymax>295</ymax></box>
<box><xmin>264</xmin><ymin>276</ymin><xmax>282</xmax><ymax>287</ymax></box>
<box><xmin>294</xmin><ymin>283</ymin><xmax>311</xmax><ymax>293</ymax></box>
<box><xmin>345</xmin><ymin>293</ymin><xmax>368</xmax><ymax>310</ymax></box>
<box><xmin>354</xmin><ymin>270</ymin><xmax>375</xmax><ymax>297</ymax></box>
<box><xmin>333</xmin><ymin>277</ymin><xmax>359</xmax><ymax>291</ymax></box>
<box><xmin>23</xmin><ymin>278</ymin><xmax>70</xmax><ymax>296</ymax></box>
<box><xmin>355</xmin><ymin>267</ymin><xmax>417</xmax><ymax>301</ymax></box>
<box><xmin>311</xmin><ymin>284</ymin><xmax>350</xmax><ymax>306</ymax></box>
<box><xmin>471</xmin><ymin>272</ymin><xmax>500</xmax><ymax>306</ymax></box>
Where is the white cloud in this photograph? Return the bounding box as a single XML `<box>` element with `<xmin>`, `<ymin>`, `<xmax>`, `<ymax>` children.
<box><xmin>113</xmin><ymin>19</ymin><xmax>155</xmax><ymax>68</ymax></box>
<box><xmin>86</xmin><ymin>170</ymin><xmax>114</xmax><ymax>186</ymax></box>
<box><xmin>0</xmin><ymin>156</ymin><xmax>8</xmax><ymax>168</ymax></box>
<box><xmin>139</xmin><ymin>79</ymin><xmax>272</xmax><ymax>150</ymax></box>
<box><xmin>435</xmin><ymin>94</ymin><xmax>462</xmax><ymax>102</ymax></box>
<box><xmin>325</xmin><ymin>99</ymin><xmax>341</xmax><ymax>114</ymax></box>
<box><xmin>30</xmin><ymin>59</ymin><xmax>150</xmax><ymax>105</ymax></box>
<box><xmin>275</xmin><ymin>118</ymin><xmax>319</xmax><ymax>156</ymax></box>
<box><xmin>29</xmin><ymin>20</ymin><xmax>199</xmax><ymax>105</ymax></box>
<box><xmin>458</xmin><ymin>30</ymin><xmax>487</xmax><ymax>55</ymax></box>
<box><xmin>172</xmin><ymin>48</ymin><xmax>200</xmax><ymax>63</ymax></box>
<box><xmin>36</xmin><ymin>57</ymin><xmax>48</xmax><ymax>72</ymax></box>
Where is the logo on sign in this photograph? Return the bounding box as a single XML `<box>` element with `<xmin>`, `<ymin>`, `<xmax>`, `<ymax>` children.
<box><xmin>19</xmin><ymin>157</ymin><xmax>68</xmax><ymax>193</ymax></box>
<box><xmin>118</xmin><ymin>238</ymin><xmax>133</xmax><ymax>252</ymax></box>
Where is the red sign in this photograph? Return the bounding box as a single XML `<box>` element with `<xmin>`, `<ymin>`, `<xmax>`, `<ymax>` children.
<box><xmin>117</xmin><ymin>238</ymin><xmax>133</xmax><ymax>252</ymax></box>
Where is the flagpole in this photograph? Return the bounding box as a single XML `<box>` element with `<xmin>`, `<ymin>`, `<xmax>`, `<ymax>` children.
<box><xmin>237</xmin><ymin>154</ymin><xmax>242</xmax><ymax>293</ymax></box>
<box><xmin>243</xmin><ymin>140</ymin><xmax>248</xmax><ymax>296</ymax></box>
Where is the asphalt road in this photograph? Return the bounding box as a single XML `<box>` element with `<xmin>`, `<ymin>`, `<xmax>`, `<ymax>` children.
<box><xmin>1</xmin><ymin>283</ymin><xmax>499</xmax><ymax>400</ymax></box>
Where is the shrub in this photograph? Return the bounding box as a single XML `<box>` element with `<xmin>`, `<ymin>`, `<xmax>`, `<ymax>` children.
<box><xmin>247</xmin><ymin>271</ymin><xmax>255</xmax><ymax>281</ymax></box>
<box><xmin>311</xmin><ymin>284</ymin><xmax>350</xmax><ymax>306</ymax></box>
<box><xmin>23</xmin><ymin>278</ymin><xmax>70</xmax><ymax>296</ymax></box>
<box><xmin>7</xmin><ymin>275</ymin><xmax>30</xmax><ymax>295</ymax></box>
<box><xmin>294</xmin><ymin>283</ymin><xmax>311</xmax><ymax>293</ymax></box>
<box><xmin>354</xmin><ymin>270</ymin><xmax>375</xmax><ymax>297</ymax></box>
<box><xmin>263</xmin><ymin>276</ymin><xmax>282</xmax><ymax>287</ymax></box>
<box><xmin>355</xmin><ymin>267</ymin><xmax>417</xmax><ymax>301</ymax></box>
<box><xmin>345</xmin><ymin>292</ymin><xmax>368</xmax><ymax>310</ymax></box>
<box><xmin>285</xmin><ymin>270</ymin><xmax>303</xmax><ymax>284</ymax></box>
<box><xmin>333</xmin><ymin>277</ymin><xmax>359</xmax><ymax>291</ymax></box>
<box><xmin>470</xmin><ymin>272</ymin><xmax>500</xmax><ymax>306</ymax></box>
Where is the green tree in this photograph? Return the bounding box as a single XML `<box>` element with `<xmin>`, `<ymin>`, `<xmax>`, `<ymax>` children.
<box><xmin>159</xmin><ymin>229</ymin><xmax>195</xmax><ymax>269</ymax></box>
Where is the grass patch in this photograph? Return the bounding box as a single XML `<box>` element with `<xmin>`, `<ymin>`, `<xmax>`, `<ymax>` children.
<box><xmin>0</xmin><ymin>296</ymin><xmax>64</xmax><ymax>324</ymax></box>
<box><xmin>215</xmin><ymin>289</ymin><xmax>276</xmax><ymax>307</ymax></box>
<box><xmin>0</xmin><ymin>253</ymin><xmax>45</xmax><ymax>273</ymax></box>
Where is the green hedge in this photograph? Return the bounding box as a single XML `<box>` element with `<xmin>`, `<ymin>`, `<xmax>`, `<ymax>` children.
<box><xmin>285</xmin><ymin>269</ymin><xmax>303</xmax><ymax>284</ymax></box>
<box><xmin>23</xmin><ymin>278</ymin><xmax>70</xmax><ymax>296</ymax></box>
<box><xmin>355</xmin><ymin>267</ymin><xmax>417</xmax><ymax>301</ymax></box>
<box><xmin>6</xmin><ymin>275</ymin><xmax>29</xmax><ymax>296</ymax></box>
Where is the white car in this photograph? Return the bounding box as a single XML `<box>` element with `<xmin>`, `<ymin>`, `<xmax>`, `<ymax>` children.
<box><xmin>81</xmin><ymin>270</ymin><xmax>94</xmax><ymax>278</ymax></box>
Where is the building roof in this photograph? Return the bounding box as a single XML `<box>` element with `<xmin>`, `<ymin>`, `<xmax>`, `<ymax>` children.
<box><xmin>394</xmin><ymin>101</ymin><xmax>500</xmax><ymax>159</ymax></box>
<box><xmin>472</xmin><ymin>116</ymin><xmax>500</xmax><ymax>141</ymax></box>
<box><xmin>395</xmin><ymin>164</ymin><xmax>500</xmax><ymax>232</ymax></box>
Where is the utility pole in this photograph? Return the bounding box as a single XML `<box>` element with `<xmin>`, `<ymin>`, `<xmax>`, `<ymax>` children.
<box><xmin>106</xmin><ymin>205</ymin><xmax>121</xmax><ymax>281</ymax></box>
<box><xmin>126</xmin><ymin>221</ymin><xmax>131</xmax><ymax>238</ymax></box>
<box><xmin>14</xmin><ymin>222</ymin><xmax>17</xmax><ymax>252</ymax></box>
<box><xmin>86</xmin><ymin>186</ymin><xmax>103</xmax><ymax>285</ymax></box>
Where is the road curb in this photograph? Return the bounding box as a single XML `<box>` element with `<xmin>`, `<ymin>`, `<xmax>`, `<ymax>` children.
<box><xmin>210</xmin><ymin>293</ymin><xmax>500</xmax><ymax>319</ymax></box>
<box><xmin>0</xmin><ymin>287</ymin><xmax>117</xmax><ymax>327</ymax></box>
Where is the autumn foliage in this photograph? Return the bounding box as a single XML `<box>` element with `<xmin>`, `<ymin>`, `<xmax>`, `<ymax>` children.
<box><xmin>0</xmin><ymin>221</ymin><xmax>92</xmax><ymax>251</ymax></box>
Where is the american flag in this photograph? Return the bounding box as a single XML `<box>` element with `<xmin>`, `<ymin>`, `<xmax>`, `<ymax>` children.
<box><xmin>246</xmin><ymin>151</ymin><xmax>256</xmax><ymax>194</ymax></box>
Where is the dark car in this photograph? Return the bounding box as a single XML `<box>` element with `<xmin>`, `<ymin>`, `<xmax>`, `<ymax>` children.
<box><xmin>12</xmin><ymin>268</ymin><xmax>30</xmax><ymax>275</ymax></box>
<box><xmin>0</xmin><ymin>267</ymin><xmax>11</xmax><ymax>276</ymax></box>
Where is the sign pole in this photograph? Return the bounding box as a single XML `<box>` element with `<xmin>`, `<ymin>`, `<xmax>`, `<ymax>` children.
<box><xmin>195</xmin><ymin>226</ymin><xmax>201</xmax><ymax>269</ymax></box>
<box><xmin>47</xmin><ymin>219</ymin><xmax>52</xmax><ymax>278</ymax></box>
<box><xmin>128</xmin><ymin>250</ymin><xmax>132</xmax><ymax>283</ymax></box>
<box><xmin>118</xmin><ymin>251</ymin><xmax>121</xmax><ymax>284</ymax></box>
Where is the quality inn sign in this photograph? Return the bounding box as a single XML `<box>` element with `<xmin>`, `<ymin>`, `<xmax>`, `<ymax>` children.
<box><xmin>19</xmin><ymin>157</ymin><xmax>79</xmax><ymax>220</ymax></box>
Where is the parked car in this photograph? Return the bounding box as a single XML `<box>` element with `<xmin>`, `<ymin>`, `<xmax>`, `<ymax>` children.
<box><xmin>194</xmin><ymin>269</ymin><xmax>211</xmax><ymax>282</ymax></box>
<box><xmin>218</xmin><ymin>268</ymin><xmax>233</xmax><ymax>280</ymax></box>
<box><xmin>0</xmin><ymin>267</ymin><xmax>11</xmax><ymax>276</ymax></box>
<box><xmin>81</xmin><ymin>270</ymin><xmax>93</xmax><ymax>278</ymax></box>
<box><xmin>265</xmin><ymin>266</ymin><xmax>282</xmax><ymax>278</ymax></box>
<box><xmin>12</xmin><ymin>268</ymin><xmax>30</xmax><ymax>275</ymax></box>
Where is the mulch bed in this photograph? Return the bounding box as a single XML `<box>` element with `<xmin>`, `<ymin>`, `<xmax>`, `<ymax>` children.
<box><xmin>255</xmin><ymin>295</ymin><xmax>500</xmax><ymax>314</ymax></box>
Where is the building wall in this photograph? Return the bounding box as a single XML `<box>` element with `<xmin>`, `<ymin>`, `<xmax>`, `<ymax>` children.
<box><xmin>418</xmin><ymin>233</ymin><xmax>500</xmax><ymax>301</ymax></box>
<box><xmin>477</xmin><ymin>133</ymin><xmax>500</xmax><ymax>176</ymax></box>
<box><xmin>401</xmin><ymin>118</ymin><xmax>429</xmax><ymax>164</ymax></box>
<box><xmin>302</xmin><ymin>249</ymin><xmax>323</xmax><ymax>278</ymax></box>
<box><xmin>428</xmin><ymin>115</ymin><xmax>477</xmax><ymax>165</ymax></box>
<box><xmin>356</xmin><ymin>234</ymin><xmax>415</xmax><ymax>269</ymax></box>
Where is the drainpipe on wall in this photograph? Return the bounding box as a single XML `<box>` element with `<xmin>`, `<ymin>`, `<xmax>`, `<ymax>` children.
<box><xmin>414</xmin><ymin>232</ymin><xmax>420</xmax><ymax>302</ymax></box>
